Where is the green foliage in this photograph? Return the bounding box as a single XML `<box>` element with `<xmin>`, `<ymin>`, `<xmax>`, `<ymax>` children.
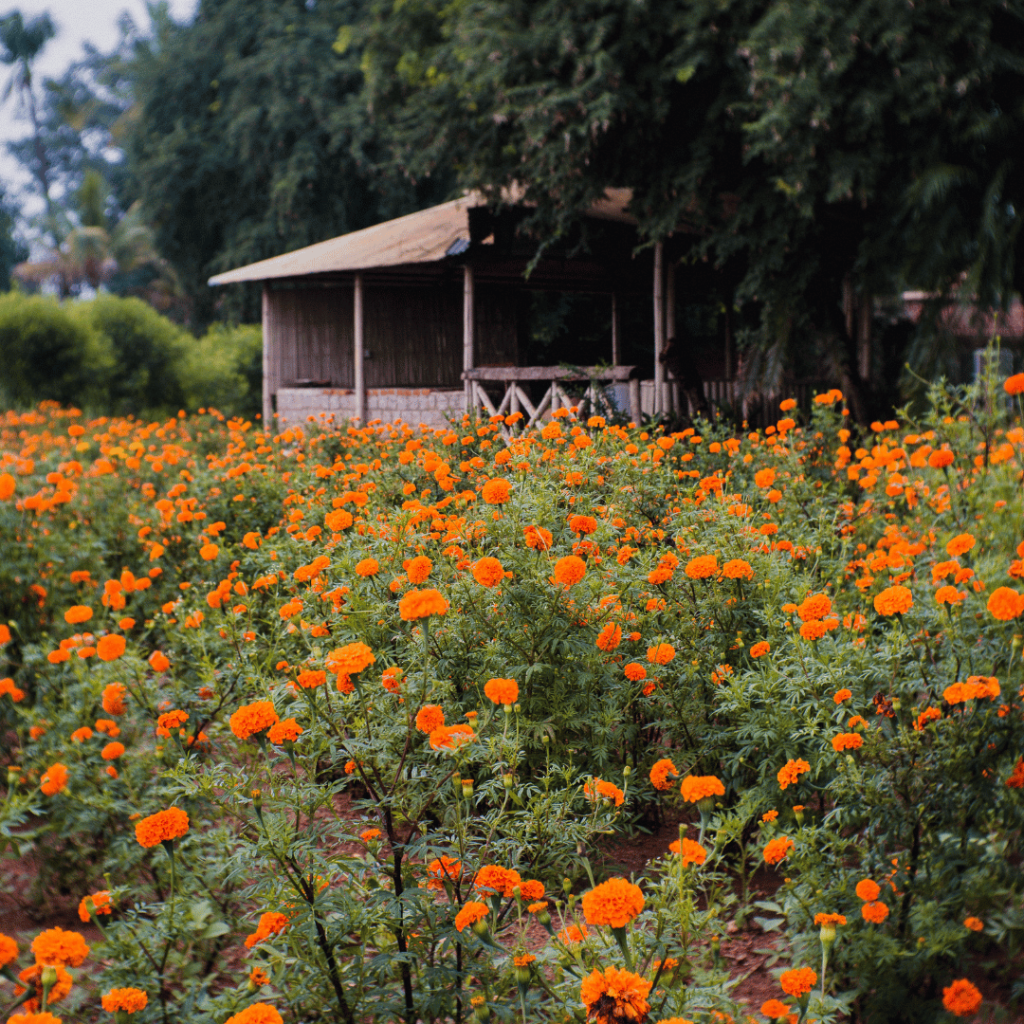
<box><xmin>178</xmin><ymin>323</ymin><xmax>263</xmax><ymax>422</ymax></box>
<box><xmin>0</xmin><ymin>185</ymin><xmax>27</xmax><ymax>290</ymax></box>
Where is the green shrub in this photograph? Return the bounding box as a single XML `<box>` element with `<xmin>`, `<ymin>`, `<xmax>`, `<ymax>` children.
<box><xmin>179</xmin><ymin>323</ymin><xmax>263</xmax><ymax>421</ymax></box>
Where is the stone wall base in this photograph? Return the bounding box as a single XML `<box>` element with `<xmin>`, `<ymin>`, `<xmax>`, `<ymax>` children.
<box><xmin>275</xmin><ymin>387</ymin><xmax>465</xmax><ymax>429</ymax></box>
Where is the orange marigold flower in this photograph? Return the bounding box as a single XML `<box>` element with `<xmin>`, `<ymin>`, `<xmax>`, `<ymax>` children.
<box><xmin>243</xmin><ymin>911</ymin><xmax>289</xmax><ymax>949</ymax></box>
<box><xmin>946</xmin><ymin>533</ymin><xmax>976</xmax><ymax>557</ymax></box>
<box><xmin>936</xmin><ymin>585</ymin><xmax>967</xmax><ymax>605</ymax></box>
<box><xmin>64</xmin><ymin>605</ymin><xmax>93</xmax><ymax>624</ymax></box>
<box><xmin>454</xmin><ymin>901</ymin><xmax>490</xmax><ymax>932</ymax></box>
<box><xmin>928</xmin><ymin>449</ymin><xmax>955</xmax><ymax>469</ymax></box>
<box><xmin>524</xmin><ymin>525</ymin><xmax>553</xmax><ymax>550</ymax></box>
<box><xmin>797</xmin><ymin>593</ymin><xmax>831</xmax><ymax>622</ymax></box>
<box><xmin>135</xmin><ymin>807</ymin><xmax>189</xmax><ymax>848</ymax></box>
<box><xmin>483</xmin><ymin>677</ymin><xmax>518</xmax><ymax>705</ymax></box>
<box><xmin>223</xmin><ymin>1003</ymin><xmax>284</xmax><ymax>1024</ymax></box>
<box><xmin>942</xmin><ymin>979</ymin><xmax>983</xmax><ymax>1017</ymax></box>
<box><xmin>296</xmin><ymin>669</ymin><xmax>327</xmax><ymax>689</ymax></box>
<box><xmin>518</xmin><ymin>879</ymin><xmax>545</xmax><ymax>901</ymax></box>
<box><xmin>102</xmin><ymin>683</ymin><xmax>127</xmax><ymax>715</ymax></box>
<box><xmin>31</xmin><ymin>926</ymin><xmax>89</xmax><ymax>967</ymax></box>
<box><xmin>472</xmin><ymin>556</ymin><xmax>505</xmax><ymax>587</ymax></box>
<box><xmin>557</xmin><ymin>923</ymin><xmax>589</xmax><ymax>945</ymax></box>
<box><xmin>596</xmin><ymin>622</ymin><xmax>622</xmax><ymax>651</ymax></box>
<box><xmin>405</xmin><ymin>555</ymin><xmax>432</xmax><ymax>584</ymax></box>
<box><xmin>649</xmin><ymin>758</ymin><xmax>678</xmax><ymax>791</ymax></box>
<box><xmin>721</xmin><ymin>558</ymin><xmax>754</xmax><ymax>580</ymax></box>
<box><xmin>799</xmin><ymin>620</ymin><xmax>827</xmax><ymax>640</ymax></box>
<box><xmin>199</xmin><ymin>543</ymin><xmax>219</xmax><ymax>561</ymax></box>
<box><xmin>777</xmin><ymin>759</ymin><xmax>810</xmax><ymax>790</ymax></box>
<box><xmin>964</xmin><ymin>917</ymin><xmax>984</xmax><ymax>932</ymax></box>
<box><xmin>326</xmin><ymin>642</ymin><xmax>375</xmax><ymax>675</ymax></box>
<box><xmin>1005</xmin><ymin>757</ymin><xmax>1024</xmax><ymax>788</ymax></box>
<box><xmin>584</xmin><ymin>778</ymin><xmax>625</xmax><ymax>807</ymax></box>
<box><xmin>0</xmin><ymin>932</ymin><xmax>18</xmax><ymax>968</ymax></box>
<box><xmin>481</xmin><ymin>478</ymin><xmax>511</xmax><ymax>504</ymax></box>
<box><xmin>862</xmin><ymin>900</ymin><xmax>889</xmax><ymax>924</ymax></box>
<box><xmin>71</xmin><ymin>726</ymin><xmax>93</xmax><ymax>743</ymax></box>
<box><xmin>685</xmin><ymin>555</ymin><xmax>718</xmax><ymax>579</ymax></box>
<box><xmin>425</xmin><ymin>856</ymin><xmax>461</xmax><ymax>890</ymax></box>
<box><xmin>624</xmin><ymin>662</ymin><xmax>647</xmax><ymax>681</ymax></box>
<box><xmin>1005</xmin><ymin>372</ymin><xmax>1024</xmax><ymax>395</ymax></box>
<box><xmin>834</xmin><ymin>688</ymin><xmax>852</xmax><ymax>703</ymax></box>
<box><xmin>40</xmin><ymin>763</ymin><xmax>69</xmax><ymax>796</ymax></box>
<box><xmin>101</xmin><ymin>741</ymin><xmax>125</xmax><ymax>761</ymax></box>
<box><xmin>913</xmin><ymin>707</ymin><xmax>942</xmax><ymax>731</ymax></box>
<box><xmin>96</xmin><ymin>634</ymin><xmax>126</xmax><ymax>661</ymax></box>
<box><xmin>647</xmin><ymin>643</ymin><xmax>675</xmax><ymax>665</ymax></box>
<box><xmin>13</xmin><ymin>965</ymin><xmax>72</xmax><ymax>1014</ymax></box>
<box><xmin>101</xmin><ymin>988</ymin><xmax>148</xmax><ymax>1013</ymax></box>
<box><xmin>987</xmin><ymin>586</ymin><xmax>1024</xmax><ymax>621</ymax></box>
<box><xmin>581</xmin><ymin>877</ymin><xmax>645</xmax><ymax>928</ymax></box>
<box><xmin>680</xmin><ymin>775</ymin><xmax>725</xmax><ymax>803</ymax></box>
<box><xmin>569</xmin><ymin>514</ymin><xmax>598</xmax><ymax>535</ymax></box>
<box><xmin>78</xmin><ymin>890</ymin><xmax>112</xmax><ymax>922</ymax></box>
<box><xmin>474</xmin><ymin>864</ymin><xmax>522</xmax><ymax>897</ymax></box>
<box><xmin>761</xmin><ymin>999</ymin><xmax>792</xmax><ymax>1019</ymax></box>
<box><xmin>148</xmin><ymin>650</ymin><xmax>170</xmax><ymax>672</ymax></box>
<box><xmin>855</xmin><ymin>878</ymin><xmax>880</xmax><ymax>901</ymax></box>
<box><xmin>429</xmin><ymin>723</ymin><xmax>475</xmax><ymax>750</ymax></box>
<box><xmin>763</xmin><ymin>836</ymin><xmax>794</xmax><ymax>865</ymax></box>
<box><xmin>399</xmin><ymin>587</ymin><xmax>449</xmax><ymax>620</ymax></box>
<box><xmin>669</xmin><ymin>838</ymin><xmax>707</xmax><ymax>866</ymax></box>
<box><xmin>355</xmin><ymin>558</ymin><xmax>379</xmax><ymax>576</ymax></box>
<box><xmin>580</xmin><ymin>966</ymin><xmax>651</xmax><ymax>1024</ymax></box>
<box><xmin>814</xmin><ymin>912</ymin><xmax>847</xmax><ymax>926</ymax></box>
<box><xmin>416</xmin><ymin>704</ymin><xmax>445</xmax><ymax>732</ymax></box>
<box><xmin>874</xmin><ymin>584</ymin><xmax>913</xmax><ymax>616</ymax></box>
<box><xmin>750</xmin><ymin>641</ymin><xmax>770</xmax><ymax>658</ymax></box>
<box><xmin>832</xmin><ymin>732</ymin><xmax>863</xmax><ymax>752</ymax></box>
<box><xmin>762</xmin><ymin>809</ymin><xmax>779</xmax><ymax>823</ymax></box>
<box><xmin>229</xmin><ymin>700</ymin><xmax>279</xmax><ymax>740</ymax></box>
<box><xmin>267</xmin><ymin>718</ymin><xmax>303</xmax><ymax>745</ymax></box>
<box><xmin>779</xmin><ymin>967</ymin><xmax>817</xmax><ymax>997</ymax></box>
<box><xmin>552</xmin><ymin>555</ymin><xmax>586</xmax><ymax>588</ymax></box>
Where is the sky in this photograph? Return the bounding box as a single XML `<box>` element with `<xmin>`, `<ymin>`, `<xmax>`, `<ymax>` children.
<box><xmin>1</xmin><ymin>0</ymin><xmax>198</xmax><ymax>214</ymax></box>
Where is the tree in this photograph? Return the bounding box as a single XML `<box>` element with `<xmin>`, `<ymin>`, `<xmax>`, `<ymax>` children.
<box><xmin>120</xmin><ymin>0</ymin><xmax>451</xmax><ymax>328</ymax></box>
<box><xmin>361</xmin><ymin>0</ymin><xmax>1024</xmax><ymax>414</ymax></box>
<box><xmin>0</xmin><ymin>185</ymin><xmax>28</xmax><ymax>291</ymax></box>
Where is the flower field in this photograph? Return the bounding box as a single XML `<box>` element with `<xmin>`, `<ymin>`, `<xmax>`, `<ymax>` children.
<box><xmin>2</xmin><ymin>369</ymin><xmax>1024</xmax><ymax>1024</ymax></box>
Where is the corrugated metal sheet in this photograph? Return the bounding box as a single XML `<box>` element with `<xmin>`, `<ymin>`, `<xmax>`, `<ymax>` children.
<box><xmin>208</xmin><ymin>189</ymin><xmax>636</xmax><ymax>286</ymax></box>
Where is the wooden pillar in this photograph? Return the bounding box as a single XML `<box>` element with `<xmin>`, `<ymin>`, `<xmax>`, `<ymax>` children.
<box><xmin>261</xmin><ymin>286</ymin><xmax>272</xmax><ymax>429</ymax></box>
<box><xmin>665</xmin><ymin>259</ymin><xmax>677</xmax><ymax>413</ymax></box>
<box><xmin>611</xmin><ymin>292</ymin><xmax>620</xmax><ymax>366</ymax></box>
<box><xmin>353</xmin><ymin>273</ymin><xmax>365</xmax><ymax>422</ymax></box>
<box><xmin>653</xmin><ymin>242</ymin><xmax>665</xmax><ymax>415</ymax></box>
<box><xmin>463</xmin><ymin>265</ymin><xmax>475</xmax><ymax>412</ymax></box>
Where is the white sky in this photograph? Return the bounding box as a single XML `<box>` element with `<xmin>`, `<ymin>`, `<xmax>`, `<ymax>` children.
<box><xmin>1</xmin><ymin>0</ymin><xmax>198</xmax><ymax>217</ymax></box>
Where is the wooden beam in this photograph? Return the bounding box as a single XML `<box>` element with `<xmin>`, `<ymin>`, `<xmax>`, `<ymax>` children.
<box><xmin>463</xmin><ymin>265</ymin><xmax>475</xmax><ymax>411</ymax></box>
<box><xmin>665</xmin><ymin>259</ymin><xmax>678</xmax><ymax>413</ymax></box>
<box><xmin>611</xmin><ymin>292</ymin><xmax>620</xmax><ymax>366</ymax></box>
<box><xmin>653</xmin><ymin>241</ymin><xmax>664</xmax><ymax>415</ymax></box>
<box><xmin>261</xmin><ymin>286</ymin><xmax>272</xmax><ymax>429</ymax></box>
<box><xmin>463</xmin><ymin>365</ymin><xmax>635</xmax><ymax>382</ymax></box>
<box><xmin>353</xmin><ymin>273</ymin><xmax>365</xmax><ymax>422</ymax></box>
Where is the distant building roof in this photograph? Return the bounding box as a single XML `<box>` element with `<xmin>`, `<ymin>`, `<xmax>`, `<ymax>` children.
<box><xmin>208</xmin><ymin>188</ymin><xmax>637</xmax><ymax>286</ymax></box>
<box><xmin>902</xmin><ymin>291</ymin><xmax>1024</xmax><ymax>340</ymax></box>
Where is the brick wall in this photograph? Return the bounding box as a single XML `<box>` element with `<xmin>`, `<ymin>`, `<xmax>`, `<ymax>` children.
<box><xmin>275</xmin><ymin>387</ymin><xmax>465</xmax><ymax>430</ymax></box>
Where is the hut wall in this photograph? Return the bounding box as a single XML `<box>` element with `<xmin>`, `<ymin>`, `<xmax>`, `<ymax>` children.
<box><xmin>266</xmin><ymin>286</ymin><xmax>354</xmax><ymax>392</ymax></box>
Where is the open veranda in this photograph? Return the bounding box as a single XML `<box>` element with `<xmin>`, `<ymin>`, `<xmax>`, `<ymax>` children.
<box><xmin>2</xmin><ymin>368</ymin><xmax>1024</xmax><ymax>1024</ymax></box>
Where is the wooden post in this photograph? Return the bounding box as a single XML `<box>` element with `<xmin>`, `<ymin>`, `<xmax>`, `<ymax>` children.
<box><xmin>858</xmin><ymin>291</ymin><xmax>872</xmax><ymax>382</ymax></box>
<box><xmin>261</xmin><ymin>285</ymin><xmax>272</xmax><ymax>429</ymax></box>
<box><xmin>463</xmin><ymin>265</ymin><xmax>475</xmax><ymax>412</ymax></box>
<box><xmin>353</xmin><ymin>273</ymin><xmax>365</xmax><ymax>422</ymax></box>
<box><xmin>611</xmin><ymin>292</ymin><xmax>620</xmax><ymax>366</ymax></box>
<box><xmin>628</xmin><ymin>378</ymin><xmax>642</xmax><ymax>427</ymax></box>
<box><xmin>665</xmin><ymin>259</ymin><xmax>677</xmax><ymax>413</ymax></box>
<box><xmin>653</xmin><ymin>242</ymin><xmax>664</xmax><ymax>415</ymax></box>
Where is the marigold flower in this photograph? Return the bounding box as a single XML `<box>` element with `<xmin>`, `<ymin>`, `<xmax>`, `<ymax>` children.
<box><xmin>31</xmin><ymin>927</ymin><xmax>89</xmax><ymax>967</ymax></box>
<box><xmin>102</xmin><ymin>683</ymin><xmax>127</xmax><ymax>715</ymax></box>
<box><xmin>862</xmin><ymin>900</ymin><xmax>889</xmax><ymax>923</ymax></box>
<box><xmin>474</xmin><ymin>864</ymin><xmax>521</xmax><ymax>897</ymax></box>
<box><xmin>71</xmin><ymin>726</ymin><xmax>93</xmax><ymax>743</ymax></box>
<box><xmin>814</xmin><ymin>912</ymin><xmax>847</xmax><ymax>926</ymax></box>
<box><xmin>101</xmin><ymin>988</ymin><xmax>148</xmax><ymax>1013</ymax></box>
<box><xmin>1005</xmin><ymin>372</ymin><xmax>1024</xmax><ymax>395</ymax></box>
<box><xmin>914</xmin><ymin>707</ymin><xmax>942</xmax><ymax>731</ymax></box>
<box><xmin>596</xmin><ymin>622</ymin><xmax>622</xmax><ymax>651</ymax></box>
<box><xmin>355</xmin><ymin>558</ymin><xmax>379</xmax><ymax>576</ymax></box>
<box><xmin>472</xmin><ymin>556</ymin><xmax>505</xmax><ymax>587</ymax></box>
<box><xmin>942</xmin><ymin>979</ymin><xmax>983</xmax><ymax>1016</ymax></box>
<box><xmin>405</xmin><ymin>555</ymin><xmax>432</xmax><ymax>584</ymax></box>
<box><xmin>685</xmin><ymin>555</ymin><xmax>718</xmax><ymax>579</ymax></box>
<box><xmin>580</xmin><ymin>966</ymin><xmax>651</xmax><ymax>1024</ymax></box>
<box><xmin>763</xmin><ymin>836</ymin><xmax>794</xmax><ymax>865</ymax></box>
<box><xmin>524</xmin><ymin>525</ymin><xmax>553</xmax><ymax>550</ymax></box>
<box><xmin>416</xmin><ymin>704</ymin><xmax>445</xmax><ymax>732</ymax></box>
<box><xmin>777</xmin><ymin>759</ymin><xmax>810</xmax><ymax>790</ymax></box>
<box><xmin>646</xmin><ymin>643</ymin><xmax>675</xmax><ymax>665</ymax></box>
<box><xmin>569</xmin><ymin>514</ymin><xmax>598</xmax><ymax>535</ymax></box>
<box><xmin>78</xmin><ymin>890</ymin><xmax>112</xmax><ymax>921</ymax></box>
<box><xmin>799</xmin><ymin>621</ymin><xmax>827</xmax><ymax>640</ymax></box>
<box><xmin>429</xmin><ymin>723</ymin><xmax>475</xmax><ymax>750</ymax></box>
<box><xmin>552</xmin><ymin>555</ymin><xmax>586</xmax><ymax>588</ymax></box>
<box><xmin>584</xmin><ymin>778</ymin><xmax>625</xmax><ymax>807</ymax></box>
<box><xmin>762</xmin><ymin>809</ymin><xmax>779</xmax><ymax>823</ymax></box>
<box><xmin>326</xmin><ymin>642</ymin><xmax>375</xmax><ymax>675</ymax></box>
<box><xmin>669</xmin><ymin>838</ymin><xmax>707</xmax><ymax>866</ymax></box>
<box><xmin>1005</xmin><ymin>757</ymin><xmax>1024</xmax><ymax>788</ymax></box>
<box><xmin>483</xmin><ymin>677</ymin><xmax>518</xmax><ymax>705</ymax></box>
<box><xmin>135</xmin><ymin>806</ymin><xmax>189</xmax><ymax>848</ymax></box>
<box><xmin>987</xmin><ymin>586</ymin><xmax>1024</xmax><ymax>621</ymax></box>
<box><xmin>267</xmin><ymin>718</ymin><xmax>303</xmax><ymax>744</ymax></box>
<box><xmin>229</xmin><ymin>700</ymin><xmax>279</xmax><ymax>740</ymax></box>
<box><xmin>481</xmin><ymin>478</ymin><xmax>511</xmax><ymax>504</ymax></box>
<box><xmin>874</xmin><ymin>584</ymin><xmax>913</xmax><ymax>616</ymax></box>
<box><xmin>581</xmin><ymin>877</ymin><xmax>645</xmax><ymax>928</ymax></box>
<box><xmin>721</xmin><ymin>558</ymin><xmax>754</xmax><ymax>580</ymax></box>
<box><xmin>946</xmin><ymin>533</ymin><xmax>976</xmax><ymax>557</ymax></box>
<box><xmin>199</xmin><ymin>543</ymin><xmax>219</xmax><ymax>561</ymax></box>
<box><xmin>750</xmin><ymin>641</ymin><xmax>770</xmax><ymax>658</ymax></box>
<box><xmin>761</xmin><ymin>999</ymin><xmax>792</xmax><ymax>1019</ymax></box>
<box><xmin>243</xmin><ymin>911</ymin><xmax>289</xmax><ymax>949</ymax></box>
<box><xmin>797</xmin><ymin>593</ymin><xmax>831</xmax><ymax>622</ymax></box>
<box><xmin>0</xmin><ymin>932</ymin><xmax>18</xmax><ymax>968</ymax></box>
<box><xmin>680</xmin><ymin>775</ymin><xmax>725</xmax><ymax>803</ymax></box>
<box><xmin>13</xmin><ymin>965</ymin><xmax>72</xmax><ymax>1014</ymax></box>
<box><xmin>40</xmin><ymin>763</ymin><xmax>69</xmax><ymax>796</ymax></box>
<box><xmin>964</xmin><ymin>916</ymin><xmax>984</xmax><ymax>932</ymax></box>
<box><xmin>833</xmin><ymin>688</ymin><xmax>852</xmax><ymax>704</ymax></box>
<box><xmin>296</xmin><ymin>669</ymin><xmax>326</xmax><ymax>689</ymax></box>
<box><xmin>832</xmin><ymin>732</ymin><xmax>863</xmax><ymax>752</ymax></box>
<box><xmin>399</xmin><ymin>587</ymin><xmax>449</xmax><ymax>620</ymax></box>
<box><xmin>779</xmin><ymin>967</ymin><xmax>817</xmax><ymax>997</ymax></box>
<box><xmin>557</xmin><ymin>923</ymin><xmax>589</xmax><ymax>944</ymax></box>
<box><xmin>95</xmin><ymin>634</ymin><xmax>126</xmax><ymax>661</ymax></box>
<box><xmin>454</xmin><ymin>901</ymin><xmax>489</xmax><ymax>932</ymax></box>
<box><xmin>855</xmin><ymin>878</ymin><xmax>880</xmax><ymax>901</ymax></box>
<box><xmin>148</xmin><ymin>650</ymin><xmax>170</xmax><ymax>673</ymax></box>
<box><xmin>928</xmin><ymin>449</ymin><xmax>955</xmax><ymax>469</ymax></box>
<box><xmin>64</xmin><ymin>605</ymin><xmax>93</xmax><ymax>624</ymax></box>
<box><xmin>425</xmin><ymin>856</ymin><xmax>461</xmax><ymax>889</ymax></box>
<box><xmin>624</xmin><ymin>662</ymin><xmax>647</xmax><ymax>681</ymax></box>
<box><xmin>936</xmin><ymin>585</ymin><xmax>967</xmax><ymax>605</ymax></box>
<box><xmin>223</xmin><ymin>1003</ymin><xmax>284</xmax><ymax>1024</ymax></box>
<box><xmin>649</xmin><ymin>758</ymin><xmax>678</xmax><ymax>790</ymax></box>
